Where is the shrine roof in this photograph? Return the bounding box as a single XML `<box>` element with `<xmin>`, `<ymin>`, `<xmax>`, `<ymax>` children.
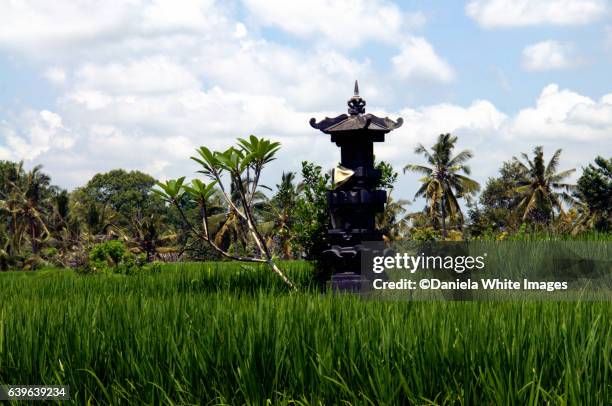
<box><xmin>310</xmin><ymin>81</ymin><xmax>403</xmax><ymax>134</ymax></box>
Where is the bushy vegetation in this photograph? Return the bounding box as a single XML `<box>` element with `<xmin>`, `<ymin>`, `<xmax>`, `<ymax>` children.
<box><xmin>86</xmin><ymin>240</ymin><xmax>160</xmax><ymax>275</ymax></box>
<box><xmin>0</xmin><ymin>263</ymin><xmax>610</xmax><ymax>404</ymax></box>
<box><xmin>0</xmin><ymin>134</ymin><xmax>609</xmax><ymax>278</ymax></box>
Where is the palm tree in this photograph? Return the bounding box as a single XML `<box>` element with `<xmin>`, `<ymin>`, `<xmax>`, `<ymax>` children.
<box><xmin>512</xmin><ymin>146</ymin><xmax>575</xmax><ymax>224</ymax></box>
<box><xmin>125</xmin><ymin>213</ymin><xmax>177</xmax><ymax>261</ymax></box>
<box><xmin>22</xmin><ymin>165</ymin><xmax>53</xmax><ymax>254</ymax></box>
<box><xmin>265</xmin><ymin>172</ymin><xmax>302</xmax><ymax>258</ymax></box>
<box><xmin>377</xmin><ymin>194</ymin><xmax>411</xmax><ymax>240</ymax></box>
<box><xmin>404</xmin><ymin>133</ymin><xmax>480</xmax><ymax>237</ymax></box>
<box><xmin>374</xmin><ymin>161</ymin><xmax>410</xmax><ymax>240</ymax></box>
<box><xmin>0</xmin><ymin>163</ymin><xmax>52</xmax><ymax>255</ymax></box>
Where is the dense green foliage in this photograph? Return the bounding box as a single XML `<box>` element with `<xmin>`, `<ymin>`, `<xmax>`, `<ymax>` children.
<box><xmin>576</xmin><ymin>156</ymin><xmax>611</xmax><ymax>231</ymax></box>
<box><xmin>292</xmin><ymin>161</ymin><xmax>331</xmax><ymax>262</ymax></box>
<box><xmin>375</xmin><ymin>160</ymin><xmax>410</xmax><ymax>240</ymax></box>
<box><xmin>469</xmin><ymin>160</ymin><xmax>526</xmax><ymax>235</ymax></box>
<box><xmin>0</xmin><ymin>139</ymin><xmax>609</xmax><ymax>274</ymax></box>
<box><xmin>0</xmin><ymin>264</ymin><xmax>610</xmax><ymax>404</ymax></box>
<box><xmin>76</xmin><ymin>169</ymin><xmax>162</xmax><ymax>223</ymax></box>
<box><xmin>86</xmin><ymin>240</ymin><xmax>157</xmax><ymax>274</ymax></box>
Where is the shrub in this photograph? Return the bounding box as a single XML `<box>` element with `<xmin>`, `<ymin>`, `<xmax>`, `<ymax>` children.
<box><xmin>90</xmin><ymin>240</ymin><xmax>126</xmax><ymax>266</ymax></box>
<box><xmin>22</xmin><ymin>255</ymin><xmax>49</xmax><ymax>271</ymax></box>
<box><xmin>86</xmin><ymin>241</ymin><xmax>148</xmax><ymax>275</ymax></box>
<box><xmin>410</xmin><ymin>227</ymin><xmax>440</xmax><ymax>241</ymax></box>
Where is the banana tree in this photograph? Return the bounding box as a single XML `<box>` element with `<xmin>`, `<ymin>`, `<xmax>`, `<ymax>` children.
<box><xmin>153</xmin><ymin>136</ymin><xmax>296</xmax><ymax>289</ymax></box>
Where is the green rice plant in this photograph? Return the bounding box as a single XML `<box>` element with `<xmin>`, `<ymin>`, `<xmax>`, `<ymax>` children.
<box><xmin>0</xmin><ymin>263</ymin><xmax>610</xmax><ymax>405</ymax></box>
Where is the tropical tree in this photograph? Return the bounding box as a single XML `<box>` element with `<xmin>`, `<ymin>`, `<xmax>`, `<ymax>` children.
<box><xmin>77</xmin><ymin>169</ymin><xmax>163</xmax><ymax>226</ymax></box>
<box><xmin>199</xmin><ymin>175</ymin><xmax>271</xmax><ymax>257</ymax></box>
<box><xmin>44</xmin><ymin>189</ymin><xmax>78</xmax><ymax>266</ymax></box>
<box><xmin>154</xmin><ymin>136</ymin><xmax>296</xmax><ymax>289</ymax></box>
<box><xmin>375</xmin><ymin>161</ymin><xmax>410</xmax><ymax>240</ymax></box>
<box><xmin>404</xmin><ymin>133</ymin><xmax>480</xmax><ymax>237</ymax></box>
<box><xmin>467</xmin><ymin>160</ymin><xmax>527</xmax><ymax>236</ymax></box>
<box><xmin>0</xmin><ymin>162</ymin><xmax>54</xmax><ymax>256</ymax></box>
<box><xmin>292</xmin><ymin>161</ymin><xmax>331</xmax><ymax>262</ymax></box>
<box><xmin>512</xmin><ymin>146</ymin><xmax>575</xmax><ymax>225</ymax></box>
<box><xmin>126</xmin><ymin>213</ymin><xmax>178</xmax><ymax>261</ymax></box>
<box><xmin>574</xmin><ymin>156</ymin><xmax>611</xmax><ymax>232</ymax></box>
<box><xmin>265</xmin><ymin>172</ymin><xmax>302</xmax><ymax>259</ymax></box>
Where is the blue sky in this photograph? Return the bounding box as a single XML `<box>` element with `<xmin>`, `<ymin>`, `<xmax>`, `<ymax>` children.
<box><xmin>0</xmin><ymin>0</ymin><xmax>610</xmax><ymax>203</ymax></box>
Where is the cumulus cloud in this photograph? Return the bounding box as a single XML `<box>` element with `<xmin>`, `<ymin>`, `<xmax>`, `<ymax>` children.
<box><xmin>521</xmin><ymin>40</ymin><xmax>579</xmax><ymax>71</ymax></box>
<box><xmin>0</xmin><ymin>0</ymin><xmax>396</xmax><ymax>186</ymax></box>
<box><xmin>377</xmin><ymin>84</ymin><xmax>611</xmax><ymax>189</ymax></box>
<box><xmin>466</xmin><ymin>0</ymin><xmax>608</xmax><ymax>28</ymax></box>
<box><xmin>391</xmin><ymin>37</ymin><xmax>455</xmax><ymax>82</ymax></box>
<box><xmin>0</xmin><ymin>1</ymin><xmax>607</xmax><ymax>195</ymax></box>
<box><xmin>191</xmin><ymin>41</ymin><xmax>379</xmax><ymax>110</ymax></box>
<box><xmin>398</xmin><ymin>101</ymin><xmax>506</xmax><ymax>144</ymax></box>
<box><xmin>241</xmin><ymin>0</ymin><xmax>425</xmax><ymax>48</ymax></box>
<box><xmin>44</xmin><ymin>67</ymin><xmax>67</xmax><ymax>84</ymax></box>
<box><xmin>0</xmin><ymin>110</ymin><xmax>75</xmax><ymax>161</ymax></box>
<box><xmin>0</xmin><ymin>0</ymin><xmax>228</xmax><ymax>61</ymax></box>
<box><xmin>74</xmin><ymin>57</ymin><xmax>201</xmax><ymax>94</ymax></box>
<box><xmin>508</xmin><ymin>84</ymin><xmax>612</xmax><ymax>141</ymax></box>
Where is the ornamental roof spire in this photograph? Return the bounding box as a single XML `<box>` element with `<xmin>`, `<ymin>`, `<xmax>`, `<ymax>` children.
<box><xmin>347</xmin><ymin>80</ymin><xmax>366</xmax><ymax>115</ymax></box>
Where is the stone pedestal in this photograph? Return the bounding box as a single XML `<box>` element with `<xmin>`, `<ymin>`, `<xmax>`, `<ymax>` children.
<box><xmin>330</xmin><ymin>272</ymin><xmax>367</xmax><ymax>292</ymax></box>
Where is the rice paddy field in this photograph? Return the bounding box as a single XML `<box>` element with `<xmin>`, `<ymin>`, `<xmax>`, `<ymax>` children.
<box><xmin>1</xmin><ymin>262</ymin><xmax>611</xmax><ymax>405</ymax></box>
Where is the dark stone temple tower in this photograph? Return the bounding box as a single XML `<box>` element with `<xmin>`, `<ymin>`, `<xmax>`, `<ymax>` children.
<box><xmin>310</xmin><ymin>81</ymin><xmax>403</xmax><ymax>290</ymax></box>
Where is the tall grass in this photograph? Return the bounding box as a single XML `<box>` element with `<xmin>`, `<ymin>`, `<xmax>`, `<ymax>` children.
<box><xmin>0</xmin><ymin>263</ymin><xmax>610</xmax><ymax>404</ymax></box>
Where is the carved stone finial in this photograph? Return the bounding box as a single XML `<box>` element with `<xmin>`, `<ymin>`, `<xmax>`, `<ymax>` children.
<box><xmin>347</xmin><ymin>80</ymin><xmax>366</xmax><ymax>115</ymax></box>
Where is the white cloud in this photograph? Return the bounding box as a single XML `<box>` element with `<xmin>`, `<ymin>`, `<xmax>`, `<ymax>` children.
<box><xmin>241</xmin><ymin>0</ymin><xmax>425</xmax><ymax>48</ymax></box>
<box><xmin>0</xmin><ymin>1</ymin><xmax>607</xmax><ymax>195</ymax></box>
<box><xmin>466</xmin><ymin>0</ymin><xmax>608</xmax><ymax>28</ymax></box>
<box><xmin>0</xmin><ymin>110</ymin><xmax>74</xmax><ymax>161</ymax></box>
<box><xmin>377</xmin><ymin>84</ymin><xmax>611</xmax><ymax>190</ymax></box>
<box><xmin>521</xmin><ymin>40</ymin><xmax>579</xmax><ymax>71</ymax></box>
<box><xmin>391</xmin><ymin>37</ymin><xmax>455</xmax><ymax>82</ymax></box>
<box><xmin>0</xmin><ymin>0</ymin><xmax>392</xmax><ymax>186</ymax></box>
<box><xmin>399</xmin><ymin>101</ymin><xmax>507</xmax><ymax>143</ymax></box>
<box><xmin>195</xmin><ymin>41</ymin><xmax>380</xmax><ymax>110</ymax></box>
<box><xmin>44</xmin><ymin>67</ymin><xmax>67</xmax><ymax>84</ymax></box>
<box><xmin>1</xmin><ymin>77</ymin><xmax>609</xmax><ymax>196</ymax></box>
<box><xmin>140</xmin><ymin>0</ymin><xmax>215</xmax><ymax>31</ymax></box>
<box><xmin>508</xmin><ymin>84</ymin><xmax>612</xmax><ymax>141</ymax></box>
<box><xmin>74</xmin><ymin>57</ymin><xmax>201</xmax><ymax>94</ymax></box>
<box><xmin>233</xmin><ymin>22</ymin><xmax>248</xmax><ymax>39</ymax></box>
<box><xmin>0</xmin><ymin>0</ymin><xmax>228</xmax><ymax>61</ymax></box>
<box><xmin>0</xmin><ymin>0</ymin><xmax>386</xmax><ymax>110</ymax></box>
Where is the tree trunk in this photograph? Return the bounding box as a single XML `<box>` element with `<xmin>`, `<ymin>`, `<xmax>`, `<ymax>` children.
<box><xmin>31</xmin><ymin>222</ymin><xmax>39</xmax><ymax>254</ymax></box>
<box><xmin>440</xmin><ymin>197</ymin><xmax>448</xmax><ymax>238</ymax></box>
